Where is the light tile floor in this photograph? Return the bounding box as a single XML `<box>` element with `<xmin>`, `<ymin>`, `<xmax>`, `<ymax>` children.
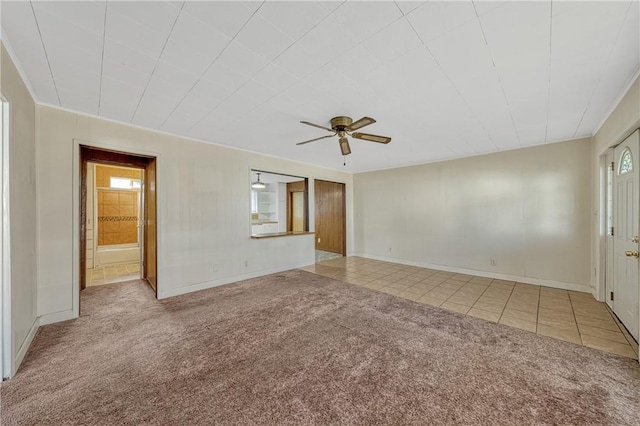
<box><xmin>87</xmin><ymin>262</ymin><xmax>140</xmax><ymax>286</ymax></box>
<box><xmin>301</xmin><ymin>256</ymin><xmax>639</xmax><ymax>360</ymax></box>
<box><xmin>315</xmin><ymin>249</ymin><xmax>343</xmax><ymax>263</ymax></box>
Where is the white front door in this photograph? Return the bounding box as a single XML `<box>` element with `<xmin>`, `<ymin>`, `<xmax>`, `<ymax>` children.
<box><xmin>612</xmin><ymin>130</ymin><xmax>640</xmax><ymax>340</ymax></box>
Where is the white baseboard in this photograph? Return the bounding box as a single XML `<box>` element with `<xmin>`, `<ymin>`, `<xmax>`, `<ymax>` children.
<box><xmin>39</xmin><ymin>309</ymin><xmax>76</xmax><ymax>326</ymax></box>
<box><xmin>354</xmin><ymin>253</ymin><xmax>593</xmax><ymax>293</ymax></box>
<box><xmin>12</xmin><ymin>317</ymin><xmax>39</xmax><ymax>377</ymax></box>
<box><xmin>158</xmin><ymin>261</ymin><xmax>313</xmax><ymax>299</ymax></box>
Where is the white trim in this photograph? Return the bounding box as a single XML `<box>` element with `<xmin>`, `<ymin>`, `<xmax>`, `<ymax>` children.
<box><xmin>39</xmin><ymin>310</ymin><xmax>75</xmax><ymax>326</ymax></box>
<box><xmin>30</xmin><ymin>102</ymin><xmax>601</xmax><ymax>176</ymax></box>
<box><xmin>354</xmin><ymin>136</ymin><xmax>593</xmax><ymax>174</ymax></box>
<box><xmin>12</xmin><ymin>318</ymin><xmax>39</xmax><ymax>377</ymax></box>
<box><xmin>3</xmin><ymin>27</ymin><xmax>638</xmax><ymax>176</ymax></box>
<box><xmin>72</xmin><ymin>139</ymin><xmax>162</xmax><ymax>318</ymax></box>
<box><xmin>1</xmin><ymin>98</ymin><xmax>11</xmax><ymax>379</ymax></box>
<box><xmin>354</xmin><ymin>253</ymin><xmax>593</xmax><ymax>294</ymax></box>
<box><xmin>41</xmin><ymin>102</ymin><xmax>347</xmax><ymax>174</ymax></box>
<box><xmin>159</xmin><ymin>261</ymin><xmax>313</xmax><ymax>299</ymax></box>
<box><xmin>593</xmin><ymin>67</ymin><xmax>640</xmax><ymax>137</ymax></box>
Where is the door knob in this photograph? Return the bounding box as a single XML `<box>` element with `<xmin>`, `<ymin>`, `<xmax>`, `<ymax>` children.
<box><xmin>633</xmin><ymin>236</ymin><xmax>639</xmax><ymax>243</ymax></box>
<box><xmin>625</xmin><ymin>250</ymin><xmax>639</xmax><ymax>258</ymax></box>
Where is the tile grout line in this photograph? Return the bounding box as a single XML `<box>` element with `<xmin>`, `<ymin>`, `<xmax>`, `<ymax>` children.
<box><xmin>604</xmin><ymin>303</ymin><xmax>638</xmax><ymax>352</ymax></box>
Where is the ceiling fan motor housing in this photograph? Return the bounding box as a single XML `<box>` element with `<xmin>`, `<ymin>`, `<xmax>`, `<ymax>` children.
<box><xmin>331</xmin><ymin>116</ymin><xmax>353</xmax><ymax>131</ymax></box>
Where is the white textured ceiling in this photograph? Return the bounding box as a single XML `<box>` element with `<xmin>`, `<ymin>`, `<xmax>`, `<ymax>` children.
<box><xmin>2</xmin><ymin>1</ymin><xmax>639</xmax><ymax>172</ymax></box>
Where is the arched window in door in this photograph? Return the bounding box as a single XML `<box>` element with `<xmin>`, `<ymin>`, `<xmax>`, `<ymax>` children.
<box><xmin>619</xmin><ymin>148</ymin><xmax>633</xmax><ymax>174</ymax></box>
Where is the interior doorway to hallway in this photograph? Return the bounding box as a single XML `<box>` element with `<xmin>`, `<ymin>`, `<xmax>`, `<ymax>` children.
<box><xmin>79</xmin><ymin>147</ymin><xmax>157</xmax><ymax>303</ymax></box>
<box><xmin>85</xmin><ymin>162</ymin><xmax>143</xmax><ymax>287</ymax></box>
<box><xmin>314</xmin><ymin>179</ymin><xmax>346</xmax><ymax>263</ymax></box>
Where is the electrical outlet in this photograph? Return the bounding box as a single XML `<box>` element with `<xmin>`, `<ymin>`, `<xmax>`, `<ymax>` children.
<box><xmin>317</xmin><ymin>238</ymin><xmax>321</xmax><ymax>243</ymax></box>
<box><xmin>212</xmin><ymin>264</ymin><xmax>218</xmax><ymax>272</ymax></box>
<box><xmin>490</xmin><ymin>258</ymin><xmax>497</xmax><ymax>266</ymax></box>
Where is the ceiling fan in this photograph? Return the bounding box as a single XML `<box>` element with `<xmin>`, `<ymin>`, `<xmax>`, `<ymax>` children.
<box><xmin>296</xmin><ymin>116</ymin><xmax>391</xmax><ymax>155</ymax></box>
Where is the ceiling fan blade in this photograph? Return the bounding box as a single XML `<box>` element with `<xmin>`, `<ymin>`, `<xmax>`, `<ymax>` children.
<box><xmin>347</xmin><ymin>117</ymin><xmax>376</xmax><ymax>131</ymax></box>
<box><xmin>296</xmin><ymin>134</ymin><xmax>336</xmax><ymax>145</ymax></box>
<box><xmin>300</xmin><ymin>120</ymin><xmax>334</xmax><ymax>132</ymax></box>
<box><xmin>352</xmin><ymin>132</ymin><xmax>391</xmax><ymax>144</ymax></box>
<box><xmin>339</xmin><ymin>137</ymin><xmax>351</xmax><ymax>155</ymax></box>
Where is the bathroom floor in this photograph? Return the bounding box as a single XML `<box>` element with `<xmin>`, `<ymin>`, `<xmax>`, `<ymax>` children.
<box><xmin>87</xmin><ymin>262</ymin><xmax>140</xmax><ymax>286</ymax></box>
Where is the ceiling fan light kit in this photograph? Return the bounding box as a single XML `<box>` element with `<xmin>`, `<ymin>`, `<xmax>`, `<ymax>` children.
<box><xmin>296</xmin><ymin>116</ymin><xmax>391</xmax><ymax>157</ymax></box>
<box><xmin>339</xmin><ymin>137</ymin><xmax>351</xmax><ymax>156</ymax></box>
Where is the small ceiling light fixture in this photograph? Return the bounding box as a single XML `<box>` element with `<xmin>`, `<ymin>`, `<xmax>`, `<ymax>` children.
<box><xmin>251</xmin><ymin>172</ymin><xmax>266</xmax><ymax>189</ymax></box>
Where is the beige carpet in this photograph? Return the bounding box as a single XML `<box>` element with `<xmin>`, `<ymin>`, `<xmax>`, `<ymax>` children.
<box><xmin>1</xmin><ymin>270</ymin><xmax>639</xmax><ymax>425</ymax></box>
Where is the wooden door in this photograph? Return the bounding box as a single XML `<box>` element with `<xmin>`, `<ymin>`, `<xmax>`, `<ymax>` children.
<box><xmin>612</xmin><ymin>130</ymin><xmax>640</xmax><ymax>339</ymax></box>
<box><xmin>144</xmin><ymin>158</ymin><xmax>157</xmax><ymax>294</ymax></box>
<box><xmin>314</xmin><ymin>180</ymin><xmax>346</xmax><ymax>255</ymax></box>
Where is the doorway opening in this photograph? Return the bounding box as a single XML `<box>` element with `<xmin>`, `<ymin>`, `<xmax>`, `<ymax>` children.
<box><xmin>314</xmin><ymin>179</ymin><xmax>346</xmax><ymax>263</ymax></box>
<box><xmin>80</xmin><ymin>146</ymin><xmax>157</xmax><ymax>304</ymax></box>
<box><xmin>86</xmin><ymin>163</ymin><xmax>143</xmax><ymax>286</ymax></box>
<box><xmin>249</xmin><ymin>170</ymin><xmax>308</xmax><ymax>236</ymax></box>
<box><xmin>285</xmin><ymin>178</ymin><xmax>309</xmax><ymax>233</ymax></box>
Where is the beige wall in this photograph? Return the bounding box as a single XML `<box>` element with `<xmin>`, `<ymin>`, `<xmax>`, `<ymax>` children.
<box><xmin>354</xmin><ymin>138</ymin><xmax>593</xmax><ymax>291</ymax></box>
<box><xmin>592</xmin><ymin>74</ymin><xmax>640</xmax><ymax>300</ymax></box>
<box><xmin>36</xmin><ymin>105</ymin><xmax>353</xmax><ymax>320</ymax></box>
<box><xmin>1</xmin><ymin>43</ymin><xmax>38</xmax><ymax>375</ymax></box>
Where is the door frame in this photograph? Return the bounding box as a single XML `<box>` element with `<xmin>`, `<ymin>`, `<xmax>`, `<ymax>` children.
<box><xmin>598</xmin><ymin>130</ymin><xmax>640</xmax><ymax>303</ymax></box>
<box><xmin>1</xmin><ymin>97</ymin><xmax>11</xmax><ymax>379</ymax></box>
<box><xmin>81</xmin><ymin>152</ymin><xmax>149</xmax><ymax>289</ymax></box>
<box><xmin>72</xmin><ymin>139</ymin><xmax>160</xmax><ymax>317</ymax></box>
<box><xmin>603</xmin><ymin>149</ymin><xmax>614</xmax><ymax>309</ymax></box>
<box><xmin>611</xmin><ymin>131</ymin><xmax>640</xmax><ymax>339</ymax></box>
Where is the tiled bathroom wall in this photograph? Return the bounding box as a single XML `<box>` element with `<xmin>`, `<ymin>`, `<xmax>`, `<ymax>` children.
<box><xmin>96</xmin><ymin>165</ymin><xmax>141</xmax><ymax>246</ymax></box>
<box><xmin>97</xmin><ymin>190</ymin><xmax>138</xmax><ymax>245</ymax></box>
